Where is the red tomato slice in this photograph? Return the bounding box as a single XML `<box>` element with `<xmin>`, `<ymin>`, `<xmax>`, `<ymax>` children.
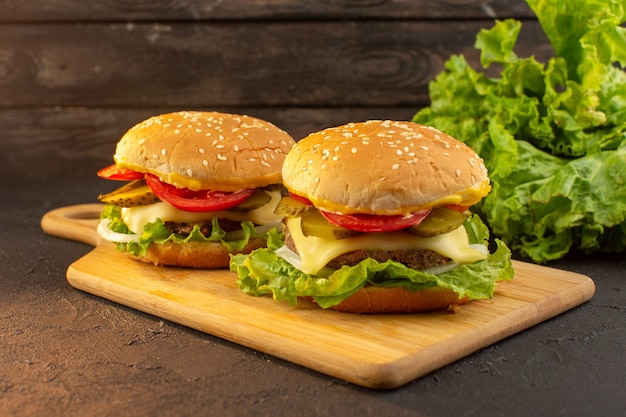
<box><xmin>320</xmin><ymin>209</ymin><xmax>432</xmax><ymax>233</ymax></box>
<box><xmin>288</xmin><ymin>192</ymin><xmax>313</xmax><ymax>206</ymax></box>
<box><xmin>445</xmin><ymin>204</ymin><xmax>471</xmax><ymax>212</ymax></box>
<box><xmin>97</xmin><ymin>164</ymin><xmax>145</xmax><ymax>181</ymax></box>
<box><xmin>145</xmin><ymin>174</ymin><xmax>255</xmax><ymax>212</ymax></box>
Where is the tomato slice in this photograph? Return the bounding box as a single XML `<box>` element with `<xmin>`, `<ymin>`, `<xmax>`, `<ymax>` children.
<box><xmin>288</xmin><ymin>192</ymin><xmax>313</xmax><ymax>206</ymax></box>
<box><xmin>97</xmin><ymin>164</ymin><xmax>145</xmax><ymax>181</ymax></box>
<box><xmin>445</xmin><ymin>204</ymin><xmax>471</xmax><ymax>212</ymax></box>
<box><xmin>320</xmin><ymin>209</ymin><xmax>432</xmax><ymax>233</ymax></box>
<box><xmin>145</xmin><ymin>174</ymin><xmax>254</xmax><ymax>212</ymax></box>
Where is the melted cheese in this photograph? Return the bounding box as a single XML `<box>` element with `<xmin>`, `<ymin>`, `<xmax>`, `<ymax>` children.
<box><xmin>121</xmin><ymin>189</ymin><xmax>283</xmax><ymax>234</ymax></box>
<box><xmin>286</xmin><ymin>216</ymin><xmax>486</xmax><ymax>275</ymax></box>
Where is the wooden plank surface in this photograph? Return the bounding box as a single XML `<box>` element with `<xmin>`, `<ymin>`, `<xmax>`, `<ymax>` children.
<box><xmin>0</xmin><ymin>20</ymin><xmax>550</xmax><ymax>108</ymax></box>
<box><xmin>0</xmin><ymin>107</ymin><xmax>417</xmax><ymax>178</ymax></box>
<box><xmin>0</xmin><ymin>0</ymin><xmax>537</xmax><ymax>22</ymax></box>
<box><xmin>41</xmin><ymin>204</ymin><xmax>596</xmax><ymax>389</ymax></box>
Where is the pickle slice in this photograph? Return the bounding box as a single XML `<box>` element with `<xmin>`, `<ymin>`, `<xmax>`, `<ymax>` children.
<box><xmin>98</xmin><ymin>180</ymin><xmax>160</xmax><ymax>207</ymax></box>
<box><xmin>274</xmin><ymin>196</ymin><xmax>316</xmax><ymax>217</ymax></box>
<box><xmin>300</xmin><ymin>210</ymin><xmax>360</xmax><ymax>240</ymax></box>
<box><xmin>407</xmin><ymin>206</ymin><xmax>470</xmax><ymax>237</ymax></box>
<box><xmin>230</xmin><ymin>188</ymin><xmax>272</xmax><ymax>211</ymax></box>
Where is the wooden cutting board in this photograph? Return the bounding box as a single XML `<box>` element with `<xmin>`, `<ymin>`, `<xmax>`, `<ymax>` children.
<box><xmin>41</xmin><ymin>204</ymin><xmax>595</xmax><ymax>389</ymax></box>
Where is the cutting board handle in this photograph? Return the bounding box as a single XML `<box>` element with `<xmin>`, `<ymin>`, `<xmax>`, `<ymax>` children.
<box><xmin>41</xmin><ymin>204</ymin><xmax>104</xmax><ymax>247</ymax></box>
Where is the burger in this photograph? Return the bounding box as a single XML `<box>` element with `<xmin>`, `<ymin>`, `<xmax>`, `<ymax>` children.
<box><xmin>96</xmin><ymin>111</ymin><xmax>296</xmax><ymax>268</ymax></box>
<box><xmin>230</xmin><ymin>120</ymin><xmax>514</xmax><ymax>313</ymax></box>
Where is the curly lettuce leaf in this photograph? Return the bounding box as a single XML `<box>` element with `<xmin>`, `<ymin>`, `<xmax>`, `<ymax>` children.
<box><xmin>100</xmin><ymin>204</ymin><xmax>264</xmax><ymax>257</ymax></box>
<box><xmin>413</xmin><ymin>0</ymin><xmax>626</xmax><ymax>263</ymax></box>
<box><xmin>230</xmin><ymin>215</ymin><xmax>514</xmax><ymax>309</ymax></box>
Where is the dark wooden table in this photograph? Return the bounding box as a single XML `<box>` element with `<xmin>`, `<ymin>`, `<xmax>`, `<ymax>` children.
<box><xmin>1</xmin><ymin>1</ymin><xmax>624</xmax><ymax>416</ymax></box>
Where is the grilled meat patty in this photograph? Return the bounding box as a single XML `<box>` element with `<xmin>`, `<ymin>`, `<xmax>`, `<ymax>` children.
<box><xmin>283</xmin><ymin>224</ymin><xmax>450</xmax><ymax>271</ymax></box>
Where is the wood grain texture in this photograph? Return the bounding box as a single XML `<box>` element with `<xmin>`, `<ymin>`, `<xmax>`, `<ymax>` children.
<box><xmin>0</xmin><ymin>106</ymin><xmax>417</xmax><ymax>178</ymax></box>
<box><xmin>0</xmin><ymin>1</ymin><xmax>550</xmax><ymax>179</ymax></box>
<box><xmin>0</xmin><ymin>0</ymin><xmax>536</xmax><ymax>22</ymax></box>
<box><xmin>41</xmin><ymin>204</ymin><xmax>596</xmax><ymax>389</ymax></box>
<box><xmin>0</xmin><ymin>20</ymin><xmax>552</xmax><ymax>109</ymax></box>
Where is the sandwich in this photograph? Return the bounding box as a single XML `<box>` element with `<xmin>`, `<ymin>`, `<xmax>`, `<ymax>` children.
<box><xmin>96</xmin><ymin>111</ymin><xmax>296</xmax><ymax>268</ymax></box>
<box><xmin>230</xmin><ymin>120</ymin><xmax>514</xmax><ymax>313</ymax></box>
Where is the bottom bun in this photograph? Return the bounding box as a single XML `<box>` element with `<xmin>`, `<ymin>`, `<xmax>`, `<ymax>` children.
<box><xmin>128</xmin><ymin>237</ymin><xmax>267</xmax><ymax>268</ymax></box>
<box><xmin>308</xmin><ymin>286</ymin><xmax>469</xmax><ymax>314</ymax></box>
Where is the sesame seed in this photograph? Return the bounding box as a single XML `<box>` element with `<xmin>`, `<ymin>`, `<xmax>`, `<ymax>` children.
<box><xmin>420</xmin><ymin>146</ymin><xmax>429</xmax><ymax>151</ymax></box>
<box><xmin>217</xmin><ymin>154</ymin><xmax>227</xmax><ymax>161</ymax></box>
<box><xmin>471</xmin><ymin>175</ymin><xmax>476</xmax><ymax>184</ymax></box>
<box><xmin>469</xmin><ymin>158</ymin><xmax>475</xmax><ymax>166</ymax></box>
<box><xmin>161</xmin><ymin>149</ymin><xmax>167</xmax><ymax>156</ymax></box>
<box><xmin>392</xmin><ymin>164</ymin><xmax>400</xmax><ymax>170</ymax></box>
<box><xmin>396</xmin><ymin>150</ymin><xmax>403</xmax><ymax>156</ymax></box>
<box><xmin>351</xmin><ymin>147</ymin><xmax>358</xmax><ymax>153</ymax></box>
<box><xmin>378</xmin><ymin>176</ymin><xmax>386</xmax><ymax>181</ymax></box>
<box><xmin>187</xmin><ymin>169</ymin><xmax>193</xmax><ymax>176</ymax></box>
<box><xmin>234</xmin><ymin>145</ymin><xmax>239</xmax><ymax>152</ymax></box>
<box><xmin>198</xmin><ymin>148</ymin><xmax>205</xmax><ymax>154</ymax></box>
<box><xmin>202</xmin><ymin>160</ymin><xmax>208</xmax><ymax>166</ymax></box>
<box><xmin>260</xmin><ymin>161</ymin><xmax>271</xmax><ymax>168</ymax></box>
<box><xmin>455</xmin><ymin>169</ymin><xmax>461</xmax><ymax>177</ymax></box>
<box><xmin>174</xmin><ymin>129</ymin><xmax>180</xmax><ymax>134</ymax></box>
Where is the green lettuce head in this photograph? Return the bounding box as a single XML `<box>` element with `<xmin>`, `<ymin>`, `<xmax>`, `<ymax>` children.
<box><xmin>413</xmin><ymin>0</ymin><xmax>626</xmax><ymax>263</ymax></box>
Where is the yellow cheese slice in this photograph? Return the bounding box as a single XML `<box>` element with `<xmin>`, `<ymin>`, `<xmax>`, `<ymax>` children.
<box><xmin>286</xmin><ymin>216</ymin><xmax>486</xmax><ymax>275</ymax></box>
<box><xmin>121</xmin><ymin>190</ymin><xmax>283</xmax><ymax>234</ymax></box>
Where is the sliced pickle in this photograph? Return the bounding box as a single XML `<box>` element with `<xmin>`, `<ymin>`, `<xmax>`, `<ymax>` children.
<box><xmin>230</xmin><ymin>188</ymin><xmax>272</xmax><ymax>211</ymax></box>
<box><xmin>407</xmin><ymin>206</ymin><xmax>470</xmax><ymax>237</ymax></box>
<box><xmin>273</xmin><ymin>196</ymin><xmax>316</xmax><ymax>217</ymax></box>
<box><xmin>300</xmin><ymin>210</ymin><xmax>360</xmax><ymax>240</ymax></box>
<box><xmin>98</xmin><ymin>180</ymin><xmax>160</xmax><ymax>207</ymax></box>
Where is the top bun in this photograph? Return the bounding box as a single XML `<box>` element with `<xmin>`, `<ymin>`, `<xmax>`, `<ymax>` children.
<box><xmin>114</xmin><ymin>111</ymin><xmax>296</xmax><ymax>191</ymax></box>
<box><xmin>282</xmin><ymin>120</ymin><xmax>490</xmax><ymax>215</ymax></box>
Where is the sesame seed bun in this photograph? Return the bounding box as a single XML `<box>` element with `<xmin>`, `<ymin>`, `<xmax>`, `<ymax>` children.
<box><xmin>128</xmin><ymin>237</ymin><xmax>268</xmax><ymax>269</ymax></box>
<box><xmin>114</xmin><ymin>111</ymin><xmax>296</xmax><ymax>192</ymax></box>
<box><xmin>282</xmin><ymin>120</ymin><xmax>491</xmax><ymax>215</ymax></box>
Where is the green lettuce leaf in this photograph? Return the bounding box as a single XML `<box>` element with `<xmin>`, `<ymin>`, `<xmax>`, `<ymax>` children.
<box><xmin>230</xmin><ymin>215</ymin><xmax>514</xmax><ymax>309</ymax></box>
<box><xmin>100</xmin><ymin>204</ymin><xmax>265</xmax><ymax>257</ymax></box>
<box><xmin>413</xmin><ymin>0</ymin><xmax>626</xmax><ymax>263</ymax></box>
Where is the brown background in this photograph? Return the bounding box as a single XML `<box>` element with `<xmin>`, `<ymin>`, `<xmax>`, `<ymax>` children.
<box><xmin>1</xmin><ymin>0</ymin><xmax>551</xmax><ymax>178</ymax></box>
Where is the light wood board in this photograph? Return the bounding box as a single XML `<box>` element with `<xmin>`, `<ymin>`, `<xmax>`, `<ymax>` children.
<box><xmin>41</xmin><ymin>204</ymin><xmax>596</xmax><ymax>389</ymax></box>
